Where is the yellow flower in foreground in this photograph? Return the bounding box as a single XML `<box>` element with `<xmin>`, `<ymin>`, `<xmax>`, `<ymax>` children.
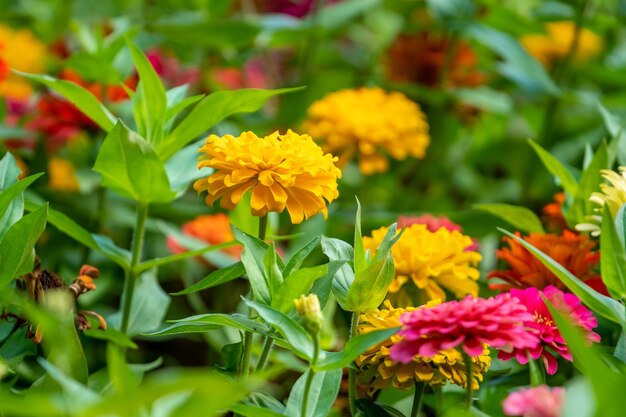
<box><xmin>193</xmin><ymin>130</ymin><xmax>341</xmax><ymax>224</ymax></box>
<box><xmin>577</xmin><ymin>167</ymin><xmax>626</xmax><ymax>236</ymax></box>
<box><xmin>304</xmin><ymin>87</ymin><xmax>430</xmax><ymax>175</ymax></box>
<box><xmin>48</xmin><ymin>158</ymin><xmax>80</xmax><ymax>192</ymax></box>
<box><xmin>356</xmin><ymin>301</ymin><xmax>490</xmax><ymax>395</ymax></box>
<box><xmin>363</xmin><ymin>224</ymin><xmax>481</xmax><ymax>302</ymax></box>
<box><xmin>521</xmin><ymin>21</ymin><xmax>602</xmax><ymax>67</ymax></box>
<box><xmin>0</xmin><ymin>24</ymin><xmax>47</xmax><ymax>99</ymax></box>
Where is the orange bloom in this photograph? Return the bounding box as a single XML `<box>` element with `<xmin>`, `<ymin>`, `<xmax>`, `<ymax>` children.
<box><xmin>385</xmin><ymin>32</ymin><xmax>484</xmax><ymax>89</ymax></box>
<box><xmin>166</xmin><ymin>214</ymin><xmax>242</xmax><ymax>259</ymax></box>
<box><xmin>542</xmin><ymin>192</ymin><xmax>568</xmax><ymax>231</ymax></box>
<box><xmin>59</xmin><ymin>69</ymin><xmax>136</xmax><ymax>102</ymax></box>
<box><xmin>488</xmin><ymin>231</ymin><xmax>607</xmax><ymax>295</ymax></box>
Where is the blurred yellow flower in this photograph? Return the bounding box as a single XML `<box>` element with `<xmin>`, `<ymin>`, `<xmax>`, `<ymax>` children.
<box><xmin>521</xmin><ymin>21</ymin><xmax>602</xmax><ymax>67</ymax></box>
<box><xmin>356</xmin><ymin>301</ymin><xmax>490</xmax><ymax>395</ymax></box>
<box><xmin>0</xmin><ymin>24</ymin><xmax>46</xmax><ymax>99</ymax></box>
<box><xmin>193</xmin><ymin>130</ymin><xmax>341</xmax><ymax>224</ymax></box>
<box><xmin>48</xmin><ymin>157</ymin><xmax>80</xmax><ymax>192</ymax></box>
<box><xmin>577</xmin><ymin>167</ymin><xmax>626</xmax><ymax>236</ymax></box>
<box><xmin>304</xmin><ymin>87</ymin><xmax>430</xmax><ymax>175</ymax></box>
<box><xmin>363</xmin><ymin>224</ymin><xmax>481</xmax><ymax>302</ymax></box>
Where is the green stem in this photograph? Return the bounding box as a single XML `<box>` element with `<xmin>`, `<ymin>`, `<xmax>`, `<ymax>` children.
<box><xmin>528</xmin><ymin>355</ymin><xmax>546</xmax><ymax>386</ymax></box>
<box><xmin>410</xmin><ymin>382</ymin><xmax>425</xmax><ymax>417</ymax></box>
<box><xmin>301</xmin><ymin>334</ymin><xmax>320</xmax><ymax>417</ymax></box>
<box><xmin>348</xmin><ymin>311</ymin><xmax>360</xmax><ymax>416</ymax></box>
<box><xmin>462</xmin><ymin>351</ymin><xmax>474</xmax><ymax>410</ymax></box>
<box><xmin>434</xmin><ymin>385</ymin><xmax>443</xmax><ymax>415</ymax></box>
<box><xmin>120</xmin><ymin>202</ymin><xmax>149</xmax><ymax>335</ymax></box>
<box><xmin>294</xmin><ymin>0</ymin><xmax>325</xmax><ymax>85</ymax></box>
<box><xmin>240</xmin><ymin>214</ymin><xmax>269</xmax><ymax>376</ymax></box>
<box><xmin>255</xmin><ymin>336</ymin><xmax>274</xmax><ymax>371</ymax></box>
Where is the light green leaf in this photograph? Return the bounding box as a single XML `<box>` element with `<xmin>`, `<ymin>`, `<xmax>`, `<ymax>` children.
<box><xmin>17</xmin><ymin>72</ymin><xmax>115</xmax><ymax>132</ymax></box>
<box><xmin>93</xmin><ymin>121</ymin><xmax>176</xmax><ymax>203</ymax></box>
<box><xmin>528</xmin><ymin>140</ymin><xmax>578</xmax><ymax>197</ymax></box>
<box><xmin>315</xmin><ymin>327</ymin><xmax>399</xmax><ymax>370</ymax></box>
<box><xmin>282</xmin><ymin>236</ymin><xmax>321</xmax><ymax>277</ymax></box>
<box><xmin>474</xmin><ymin>203</ymin><xmax>545</xmax><ymax>233</ymax></box>
<box><xmin>600</xmin><ymin>206</ymin><xmax>626</xmax><ymax>300</ymax></box>
<box><xmin>0</xmin><ymin>173</ymin><xmax>43</xmax><ymax>241</ymax></box>
<box><xmin>83</xmin><ymin>328</ymin><xmax>138</xmax><ymax>350</ymax></box>
<box><xmin>158</xmin><ymin>87</ymin><xmax>304</xmax><ymax>160</ymax></box>
<box><xmin>148</xmin><ymin>313</ymin><xmax>268</xmax><ymax>336</ymax></box>
<box><xmin>284</xmin><ymin>369</ymin><xmax>342</xmax><ymax>417</ymax></box>
<box><xmin>229</xmin><ymin>404</ymin><xmax>284</xmax><ymax>417</ymax></box>
<box><xmin>0</xmin><ymin>204</ymin><xmax>47</xmax><ymax>289</ymax></box>
<box><xmin>598</xmin><ymin>102</ymin><xmax>626</xmax><ymax>166</ymax></box>
<box><xmin>346</xmin><ymin>254</ymin><xmax>395</xmax><ymax>313</ymax></box>
<box><xmin>321</xmin><ymin>236</ymin><xmax>355</xmax><ymax>310</ymax></box>
<box><xmin>0</xmin><ymin>153</ymin><xmax>25</xmax><ymax>239</ymax></box>
<box><xmin>272</xmin><ymin>264</ymin><xmax>331</xmax><ymax>313</ymax></box>
<box><xmin>570</xmin><ymin>143</ymin><xmax>609</xmax><ymax>225</ymax></box>
<box><xmin>165</xmin><ymin>140</ymin><xmax>213</xmax><ymax>195</ymax></box>
<box><xmin>354</xmin><ymin>198</ymin><xmax>366</xmax><ymax>275</ymax></box>
<box><xmin>170</xmin><ymin>261</ymin><xmax>245</xmax><ymax>295</ymax></box>
<box><xmin>500</xmin><ymin>229</ymin><xmax>625</xmax><ymax>325</ymax></box>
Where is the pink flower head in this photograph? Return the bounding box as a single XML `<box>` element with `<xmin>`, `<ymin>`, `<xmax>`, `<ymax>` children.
<box><xmin>498</xmin><ymin>286</ymin><xmax>600</xmax><ymax>374</ymax></box>
<box><xmin>503</xmin><ymin>385</ymin><xmax>564</xmax><ymax>417</ymax></box>
<box><xmin>390</xmin><ymin>294</ymin><xmax>539</xmax><ymax>362</ymax></box>
<box><xmin>398</xmin><ymin>214</ymin><xmax>479</xmax><ymax>251</ymax></box>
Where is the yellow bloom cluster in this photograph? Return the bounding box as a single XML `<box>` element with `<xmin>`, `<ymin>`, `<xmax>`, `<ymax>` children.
<box><xmin>304</xmin><ymin>87</ymin><xmax>430</xmax><ymax>175</ymax></box>
<box><xmin>521</xmin><ymin>21</ymin><xmax>602</xmax><ymax>67</ymax></box>
<box><xmin>0</xmin><ymin>24</ymin><xmax>47</xmax><ymax>99</ymax></box>
<box><xmin>193</xmin><ymin>130</ymin><xmax>341</xmax><ymax>224</ymax></box>
<box><xmin>48</xmin><ymin>158</ymin><xmax>80</xmax><ymax>192</ymax></box>
<box><xmin>363</xmin><ymin>224</ymin><xmax>481</xmax><ymax>303</ymax></box>
<box><xmin>577</xmin><ymin>167</ymin><xmax>626</xmax><ymax>235</ymax></box>
<box><xmin>357</xmin><ymin>301</ymin><xmax>491</xmax><ymax>395</ymax></box>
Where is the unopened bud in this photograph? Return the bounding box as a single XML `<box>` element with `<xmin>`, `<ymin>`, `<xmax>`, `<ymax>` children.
<box><xmin>294</xmin><ymin>294</ymin><xmax>323</xmax><ymax>335</ymax></box>
<box><xmin>79</xmin><ymin>265</ymin><xmax>100</xmax><ymax>279</ymax></box>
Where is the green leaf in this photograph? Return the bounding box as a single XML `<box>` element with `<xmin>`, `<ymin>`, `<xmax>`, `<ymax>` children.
<box><xmin>17</xmin><ymin>72</ymin><xmax>115</xmax><ymax>132</ymax></box>
<box><xmin>164</xmin><ymin>139</ymin><xmax>213</xmax><ymax>195</ymax></box>
<box><xmin>83</xmin><ymin>328</ymin><xmax>138</xmax><ymax>350</ymax></box>
<box><xmin>600</xmin><ymin>206</ymin><xmax>626</xmax><ymax>300</ymax></box>
<box><xmin>271</xmin><ymin>264</ymin><xmax>332</xmax><ymax>313</ymax></box>
<box><xmin>474</xmin><ymin>204</ymin><xmax>545</xmax><ymax>233</ymax></box>
<box><xmin>148</xmin><ymin>313</ymin><xmax>268</xmax><ymax>336</ymax></box>
<box><xmin>37</xmin><ymin>359</ymin><xmax>98</xmax><ymax>406</ymax></box>
<box><xmin>315</xmin><ymin>327</ymin><xmax>399</xmax><ymax>370</ymax></box>
<box><xmin>314</xmin><ymin>0</ymin><xmax>380</xmax><ymax>30</ymax></box>
<box><xmin>126</xmin><ymin>39</ymin><xmax>166</xmax><ymax>144</ymax></box>
<box><xmin>0</xmin><ymin>153</ymin><xmax>25</xmax><ymax>239</ymax></box>
<box><xmin>158</xmin><ymin>87</ymin><xmax>304</xmax><ymax>160</ymax></box>
<box><xmin>232</xmin><ymin>226</ymin><xmax>278</xmax><ymax>304</ymax></box>
<box><xmin>282</xmin><ymin>236</ymin><xmax>321</xmax><ymax>277</ymax></box>
<box><xmin>321</xmin><ymin>236</ymin><xmax>355</xmax><ymax>311</ymax></box>
<box><xmin>93</xmin><ymin>121</ymin><xmax>176</xmax><ymax>203</ymax></box>
<box><xmin>0</xmin><ymin>173</ymin><xmax>43</xmax><ymax>241</ymax></box>
<box><xmin>0</xmin><ymin>204</ymin><xmax>47</xmax><ymax>289</ymax></box>
<box><xmin>137</xmin><ymin>241</ymin><xmax>238</xmax><ymax>274</ymax></box>
<box><xmin>356</xmin><ymin>398</ymin><xmax>407</xmax><ymax>417</ymax></box>
<box><xmin>528</xmin><ymin>140</ymin><xmax>578</xmax><ymax>197</ymax></box>
<box><xmin>598</xmin><ymin>102</ymin><xmax>626</xmax><ymax>166</ymax></box>
<box><xmin>346</xmin><ymin>254</ymin><xmax>395</xmax><ymax>313</ymax></box>
<box><xmin>265</xmin><ymin>243</ymin><xmax>284</xmax><ymax>299</ymax></box>
<box><xmin>219</xmin><ymin>342</ymin><xmax>243</xmax><ymax>373</ymax></box>
<box><xmin>354</xmin><ymin>198</ymin><xmax>366</xmax><ymax>275</ymax></box>
<box><xmin>107</xmin><ymin>343</ymin><xmax>140</xmax><ymax>393</ymax></box>
<box><xmin>570</xmin><ymin>143</ymin><xmax>609</xmax><ymax>225</ymax></box>
<box><xmin>616</xmin><ymin>204</ymin><xmax>626</xmax><ymax>247</ymax></box>
<box><xmin>229</xmin><ymin>404</ymin><xmax>284</xmax><ymax>417</ymax></box>
<box><xmin>242</xmin><ymin>298</ymin><xmax>313</xmax><ymax>361</ymax></box>
<box><xmin>284</xmin><ymin>369</ymin><xmax>342</xmax><ymax>417</ymax></box>
<box><xmin>24</xmin><ymin>200</ymin><xmax>131</xmax><ymax>269</ymax></box>
<box><xmin>171</xmin><ymin>261</ymin><xmax>245</xmax><ymax>295</ymax></box>
<box><xmin>499</xmin><ymin>229</ymin><xmax>625</xmax><ymax>325</ymax></box>
<box><xmin>614</xmin><ymin>328</ymin><xmax>626</xmax><ymax>363</ymax></box>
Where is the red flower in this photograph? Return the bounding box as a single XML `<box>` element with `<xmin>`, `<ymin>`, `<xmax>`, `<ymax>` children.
<box><xmin>542</xmin><ymin>193</ymin><xmax>568</xmax><ymax>232</ymax></box>
<box><xmin>390</xmin><ymin>294</ymin><xmax>539</xmax><ymax>361</ymax></box>
<box><xmin>498</xmin><ymin>286</ymin><xmax>599</xmax><ymax>375</ymax></box>
<box><xmin>488</xmin><ymin>231</ymin><xmax>606</xmax><ymax>295</ymax></box>
<box><xmin>167</xmin><ymin>214</ymin><xmax>242</xmax><ymax>260</ymax></box>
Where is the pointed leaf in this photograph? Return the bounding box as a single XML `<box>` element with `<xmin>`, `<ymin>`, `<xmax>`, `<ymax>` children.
<box><xmin>272</xmin><ymin>263</ymin><xmax>331</xmax><ymax>313</ymax></box>
<box><xmin>171</xmin><ymin>261</ymin><xmax>245</xmax><ymax>295</ymax></box>
<box><xmin>321</xmin><ymin>236</ymin><xmax>355</xmax><ymax>311</ymax></box>
<box><xmin>528</xmin><ymin>140</ymin><xmax>578</xmax><ymax>197</ymax></box>
<box><xmin>600</xmin><ymin>206</ymin><xmax>626</xmax><ymax>300</ymax></box>
<box><xmin>0</xmin><ymin>153</ymin><xmax>25</xmax><ymax>238</ymax></box>
<box><xmin>284</xmin><ymin>369</ymin><xmax>342</xmax><ymax>417</ymax></box>
<box><xmin>282</xmin><ymin>236</ymin><xmax>321</xmax><ymax>277</ymax></box>
<box><xmin>346</xmin><ymin>254</ymin><xmax>395</xmax><ymax>312</ymax></box>
<box><xmin>474</xmin><ymin>204</ymin><xmax>544</xmax><ymax>233</ymax></box>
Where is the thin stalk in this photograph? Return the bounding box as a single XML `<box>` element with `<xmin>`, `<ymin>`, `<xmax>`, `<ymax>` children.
<box><xmin>120</xmin><ymin>202</ymin><xmax>149</xmax><ymax>335</ymax></box>
<box><xmin>528</xmin><ymin>355</ymin><xmax>546</xmax><ymax>386</ymax></box>
<box><xmin>301</xmin><ymin>334</ymin><xmax>320</xmax><ymax>417</ymax></box>
<box><xmin>240</xmin><ymin>214</ymin><xmax>269</xmax><ymax>376</ymax></box>
<box><xmin>348</xmin><ymin>311</ymin><xmax>360</xmax><ymax>416</ymax></box>
<box><xmin>434</xmin><ymin>385</ymin><xmax>443</xmax><ymax>415</ymax></box>
<box><xmin>462</xmin><ymin>351</ymin><xmax>474</xmax><ymax>410</ymax></box>
<box><xmin>410</xmin><ymin>382</ymin><xmax>426</xmax><ymax>417</ymax></box>
<box><xmin>255</xmin><ymin>336</ymin><xmax>274</xmax><ymax>371</ymax></box>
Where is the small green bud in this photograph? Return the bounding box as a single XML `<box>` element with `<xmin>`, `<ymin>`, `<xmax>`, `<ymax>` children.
<box><xmin>294</xmin><ymin>294</ymin><xmax>324</xmax><ymax>335</ymax></box>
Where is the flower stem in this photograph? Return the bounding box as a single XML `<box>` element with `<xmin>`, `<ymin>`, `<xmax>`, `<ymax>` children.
<box><xmin>410</xmin><ymin>382</ymin><xmax>425</xmax><ymax>417</ymax></box>
<box><xmin>240</xmin><ymin>214</ymin><xmax>269</xmax><ymax>376</ymax></box>
<box><xmin>255</xmin><ymin>336</ymin><xmax>274</xmax><ymax>371</ymax></box>
<box><xmin>120</xmin><ymin>202</ymin><xmax>149</xmax><ymax>335</ymax></box>
<box><xmin>301</xmin><ymin>333</ymin><xmax>320</xmax><ymax>417</ymax></box>
<box><xmin>462</xmin><ymin>351</ymin><xmax>474</xmax><ymax>410</ymax></box>
<box><xmin>348</xmin><ymin>311</ymin><xmax>360</xmax><ymax>416</ymax></box>
<box><xmin>528</xmin><ymin>355</ymin><xmax>546</xmax><ymax>386</ymax></box>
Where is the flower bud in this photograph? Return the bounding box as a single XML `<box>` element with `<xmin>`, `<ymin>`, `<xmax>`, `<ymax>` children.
<box><xmin>294</xmin><ymin>294</ymin><xmax>324</xmax><ymax>335</ymax></box>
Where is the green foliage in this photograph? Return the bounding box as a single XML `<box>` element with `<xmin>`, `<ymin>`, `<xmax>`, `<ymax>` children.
<box><xmin>600</xmin><ymin>206</ymin><xmax>626</xmax><ymax>300</ymax></box>
<box><xmin>474</xmin><ymin>203</ymin><xmax>544</xmax><ymax>233</ymax></box>
<box><xmin>284</xmin><ymin>369</ymin><xmax>342</xmax><ymax>417</ymax></box>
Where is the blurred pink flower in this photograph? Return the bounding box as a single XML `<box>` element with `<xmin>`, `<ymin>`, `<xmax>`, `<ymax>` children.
<box><xmin>390</xmin><ymin>294</ymin><xmax>539</xmax><ymax>361</ymax></box>
<box><xmin>209</xmin><ymin>58</ymin><xmax>270</xmax><ymax>90</ymax></box>
<box><xmin>255</xmin><ymin>0</ymin><xmax>338</xmax><ymax>18</ymax></box>
<box><xmin>498</xmin><ymin>286</ymin><xmax>599</xmax><ymax>375</ymax></box>
<box><xmin>146</xmin><ymin>49</ymin><xmax>201</xmax><ymax>87</ymax></box>
<box><xmin>503</xmin><ymin>385</ymin><xmax>564</xmax><ymax>417</ymax></box>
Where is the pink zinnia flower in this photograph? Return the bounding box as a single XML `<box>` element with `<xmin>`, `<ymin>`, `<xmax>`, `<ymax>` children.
<box><xmin>498</xmin><ymin>286</ymin><xmax>600</xmax><ymax>374</ymax></box>
<box><xmin>390</xmin><ymin>294</ymin><xmax>539</xmax><ymax>361</ymax></box>
<box><xmin>398</xmin><ymin>214</ymin><xmax>479</xmax><ymax>251</ymax></box>
<box><xmin>503</xmin><ymin>385</ymin><xmax>564</xmax><ymax>417</ymax></box>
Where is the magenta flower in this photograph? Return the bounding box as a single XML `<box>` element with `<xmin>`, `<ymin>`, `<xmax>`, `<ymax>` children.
<box><xmin>498</xmin><ymin>286</ymin><xmax>600</xmax><ymax>374</ymax></box>
<box><xmin>390</xmin><ymin>294</ymin><xmax>540</xmax><ymax>362</ymax></box>
<box><xmin>503</xmin><ymin>385</ymin><xmax>564</xmax><ymax>417</ymax></box>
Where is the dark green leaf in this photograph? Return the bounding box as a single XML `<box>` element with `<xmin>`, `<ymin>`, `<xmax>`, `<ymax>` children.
<box><xmin>356</xmin><ymin>398</ymin><xmax>407</xmax><ymax>417</ymax></box>
<box><xmin>83</xmin><ymin>328</ymin><xmax>138</xmax><ymax>349</ymax></box>
<box><xmin>282</xmin><ymin>236</ymin><xmax>321</xmax><ymax>277</ymax></box>
<box><xmin>284</xmin><ymin>369</ymin><xmax>342</xmax><ymax>417</ymax></box>
<box><xmin>474</xmin><ymin>204</ymin><xmax>545</xmax><ymax>234</ymax></box>
<box><xmin>171</xmin><ymin>261</ymin><xmax>245</xmax><ymax>295</ymax></box>
<box><xmin>528</xmin><ymin>140</ymin><xmax>578</xmax><ymax>197</ymax></box>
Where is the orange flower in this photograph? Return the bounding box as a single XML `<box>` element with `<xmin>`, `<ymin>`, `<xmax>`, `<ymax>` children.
<box><xmin>488</xmin><ymin>231</ymin><xmax>607</xmax><ymax>295</ymax></box>
<box><xmin>47</xmin><ymin>157</ymin><xmax>80</xmax><ymax>192</ymax></box>
<box><xmin>166</xmin><ymin>214</ymin><xmax>242</xmax><ymax>259</ymax></box>
<box><xmin>59</xmin><ymin>69</ymin><xmax>136</xmax><ymax>102</ymax></box>
<box><xmin>385</xmin><ymin>32</ymin><xmax>484</xmax><ymax>89</ymax></box>
<box><xmin>542</xmin><ymin>192</ymin><xmax>568</xmax><ymax>231</ymax></box>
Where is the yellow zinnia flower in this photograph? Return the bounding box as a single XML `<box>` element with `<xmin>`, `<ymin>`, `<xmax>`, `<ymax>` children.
<box><xmin>576</xmin><ymin>167</ymin><xmax>626</xmax><ymax>236</ymax></box>
<box><xmin>363</xmin><ymin>224</ymin><xmax>481</xmax><ymax>303</ymax></box>
<box><xmin>304</xmin><ymin>87</ymin><xmax>430</xmax><ymax>175</ymax></box>
<box><xmin>0</xmin><ymin>24</ymin><xmax>47</xmax><ymax>100</ymax></box>
<box><xmin>521</xmin><ymin>21</ymin><xmax>602</xmax><ymax>68</ymax></box>
<box><xmin>48</xmin><ymin>157</ymin><xmax>80</xmax><ymax>192</ymax></box>
<box><xmin>356</xmin><ymin>301</ymin><xmax>490</xmax><ymax>395</ymax></box>
<box><xmin>193</xmin><ymin>130</ymin><xmax>341</xmax><ymax>224</ymax></box>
